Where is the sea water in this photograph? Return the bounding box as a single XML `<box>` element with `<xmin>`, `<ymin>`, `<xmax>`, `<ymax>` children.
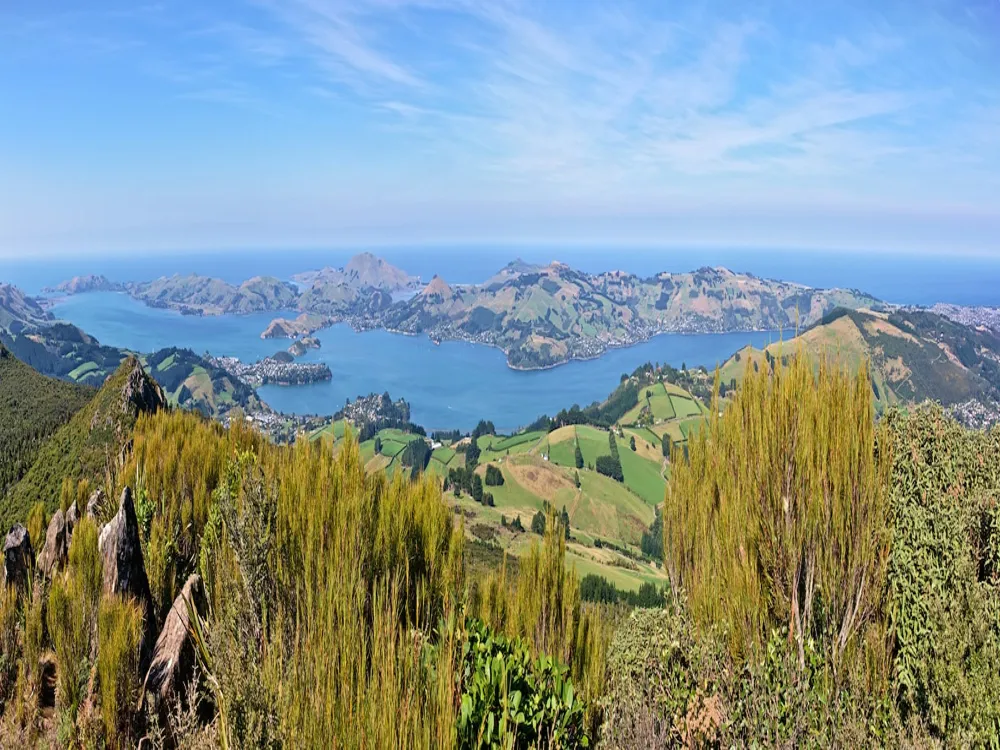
<box><xmin>45</xmin><ymin>292</ymin><xmax>775</xmax><ymax>433</ymax></box>
<box><xmin>5</xmin><ymin>246</ymin><xmax>1000</xmax><ymax>432</ymax></box>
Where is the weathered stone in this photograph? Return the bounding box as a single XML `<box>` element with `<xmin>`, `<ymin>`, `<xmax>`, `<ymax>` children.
<box><xmin>37</xmin><ymin>510</ymin><xmax>68</xmax><ymax>577</ymax></box>
<box><xmin>2</xmin><ymin>524</ymin><xmax>33</xmax><ymax>592</ymax></box>
<box><xmin>143</xmin><ymin>574</ymin><xmax>203</xmax><ymax>710</ymax></box>
<box><xmin>86</xmin><ymin>489</ymin><xmax>104</xmax><ymax>519</ymax></box>
<box><xmin>98</xmin><ymin>487</ymin><xmax>157</xmax><ymax>666</ymax></box>
<box><xmin>66</xmin><ymin>500</ymin><xmax>79</xmax><ymax>534</ymax></box>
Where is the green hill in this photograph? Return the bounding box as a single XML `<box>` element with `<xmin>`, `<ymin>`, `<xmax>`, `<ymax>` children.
<box><xmin>0</xmin><ymin>345</ymin><xmax>95</xmax><ymax>498</ymax></box>
<box><xmin>2</xmin><ymin>355</ymin><xmax>166</xmax><ymax>528</ymax></box>
<box><xmin>382</xmin><ymin>261</ymin><xmax>882</xmax><ymax>369</ymax></box>
<box><xmin>719</xmin><ymin>307</ymin><xmax>1000</xmax><ymax>410</ymax></box>
<box><xmin>126</xmin><ymin>273</ymin><xmax>298</xmax><ymax>315</ymax></box>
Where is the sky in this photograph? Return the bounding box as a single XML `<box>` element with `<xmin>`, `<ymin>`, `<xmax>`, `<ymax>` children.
<box><xmin>0</xmin><ymin>0</ymin><xmax>998</xmax><ymax>257</ymax></box>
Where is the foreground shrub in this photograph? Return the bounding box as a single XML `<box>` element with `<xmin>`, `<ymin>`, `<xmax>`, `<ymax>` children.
<box><xmin>97</xmin><ymin>595</ymin><xmax>145</xmax><ymax>748</ymax></box>
<box><xmin>883</xmin><ymin>405</ymin><xmax>1000</xmax><ymax>742</ymax></box>
<box><xmin>0</xmin><ymin>589</ymin><xmax>18</xmax><ymax>712</ymax></box>
<box><xmin>664</xmin><ymin>353</ymin><xmax>891</xmax><ymax>677</ymax></box>
<box><xmin>47</xmin><ymin>516</ymin><xmax>102</xmax><ymax>719</ymax></box>
<box><xmin>458</xmin><ymin>619</ymin><xmax>588</xmax><ymax>747</ymax></box>
<box><xmin>601</xmin><ymin>602</ymin><xmax>894</xmax><ymax>748</ymax></box>
<box><xmin>472</xmin><ymin>511</ymin><xmax>610</xmax><ymax>735</ymax></box>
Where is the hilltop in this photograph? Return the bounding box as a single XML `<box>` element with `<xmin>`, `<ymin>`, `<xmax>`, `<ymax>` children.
<box><xmin>292</xmin><ymin>251</ymin><xmax>418</xmax><ymax>291</ymax></box>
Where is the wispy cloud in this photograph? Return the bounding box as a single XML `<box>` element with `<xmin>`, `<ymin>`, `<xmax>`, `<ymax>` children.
<box><xmin>2</xmin><ymin>0</ymin><xmax>999</xmax><ymax>254</ymax></box>
<box><xmin>231</xmin><ymin>0</ymin><xmax>997</xmax><ymax>204</ymax></box>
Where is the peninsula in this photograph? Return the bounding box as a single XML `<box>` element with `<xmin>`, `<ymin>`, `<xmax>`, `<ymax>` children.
<box><xmin>49</xmin><ymin>253</ymin><xmax>885</xmax><ymax>370</ymax></box>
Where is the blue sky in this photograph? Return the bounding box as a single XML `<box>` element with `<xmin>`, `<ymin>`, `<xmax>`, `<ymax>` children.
<box><xmin>1</xmin><ymin>0</ymin><xmax>998</xmax><ymax>257</ymax></box>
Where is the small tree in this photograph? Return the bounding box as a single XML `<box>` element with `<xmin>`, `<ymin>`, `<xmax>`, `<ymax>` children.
<box><xmin>574</xmin><ymin>440</ymin><xmax>584</xmax><ymax>469</ymax></box>
<box><xmin>471</xmin><ymin>473</ymin><xmax>484</xmax><ymax>504</ymax></box>
<box><xmin>374</xmin><ymin>436</ymin><xmax>383</xmax><ymax>454</ymax></box>
<box><xmin>531</xmin><ymin>511</ymin><xmax>546</xmax><ymax>536</ymax></box>
<box><xmin>560</xmin><ymin>506</ymin><xmax>570</xmax><ymax>539</ymax></box>
<box><xmin>629</xmin><ymin>435</ymin><xmax>636</xmax><ymax>451</ymax></box>
<box><xmin>485</xmin><ymin>465</ymin><xmax>505</xmax><ymax>486</ymax></box>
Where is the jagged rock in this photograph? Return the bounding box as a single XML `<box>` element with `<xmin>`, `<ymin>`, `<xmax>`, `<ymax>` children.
<box><xmin>66</xmin><ymin>500</ymin><xmax>79</xmax><ymax>535</ymax></box>
<box><xmin>86</xmin><ymin>489</ymin><xmax>104</xmax><ymax>519</ymax></box>
<box><xmin>143</xmin><ymin>574</ymin><xmax>203</xmax><ymax>711</ymax></box>
<box><xmin>98</xmin><ymin>487</ymin><xmax>157</xmax><ymax>665</ymax></box>
<box><xmin>38</xmin><ymin>510</ymin><xmax>68</xmax><ymax>577</ymax></box>
<box><xmin>2</xmin><ymin>524</ymin><xmax>33</xmax><ymax>592</ymax></box>
<box><xmin>89</xmin><ymin>356</ymin><xmax>166</xmax><ymax>440</ymax></box>
<box><xmin>119</xmin><ymin>356</ymin><xmax>166</xmax><ymax>419</ymax></box>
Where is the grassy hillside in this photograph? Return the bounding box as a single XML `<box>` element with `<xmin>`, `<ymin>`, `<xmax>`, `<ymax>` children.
<box><xmin>0</xmin><ymin>345</ymin><xmax>95</xmax><ymax>497</ymax></box>
<box><xmin>127</xmin><ymin>273</ymin><xmax>298</xmax><ymax>315</ymax></box>
<box><xmin>719</xmin><ymin>307</ymin><xmax>1000</xmax><ymax>410</ymax></box>
<box><xmin>382</xmin><ymin>261</ymin><xmax>881</xmax><ymax>368</ymax></box>
<box><xmin>2</xmin><ymin>356</ymin><xmax>165</xmax><ymax>528</ymax></box>
<box><xmin>310</xmin><ymin>388</ymin><xmax>681</xmax><ymax>592</ymax></box>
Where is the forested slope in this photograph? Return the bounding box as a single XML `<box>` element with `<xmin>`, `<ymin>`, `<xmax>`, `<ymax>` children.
<box><xmin>0</xmin><ymin>344</ymin><xmax>95</xmax><ymax>497</ymax></box>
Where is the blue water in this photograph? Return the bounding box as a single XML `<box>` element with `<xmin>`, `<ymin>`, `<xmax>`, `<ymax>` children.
<box><xmin>47</xmin><ymin>292</ymin><xmax>775</xmax><ymax>433</ymax></box>
<box><xmin>6</xmin><ymin>246</ymin><xmax>1000</xmax><ymax>431</ymax></box>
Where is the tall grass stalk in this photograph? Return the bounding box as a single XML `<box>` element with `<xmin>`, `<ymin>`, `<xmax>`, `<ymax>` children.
<box><xmin>663</xmin><ymin>352</ymin><xmax>891</xmax><ymax>680</ymax></box>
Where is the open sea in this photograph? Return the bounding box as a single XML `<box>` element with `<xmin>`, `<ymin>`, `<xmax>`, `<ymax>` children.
<box><xmin>3</xmin><ymin>246</ymin><xmax>999</xmax><ymax>432</ymax></box>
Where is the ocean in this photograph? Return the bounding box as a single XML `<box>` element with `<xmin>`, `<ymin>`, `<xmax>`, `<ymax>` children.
<box><xmin>3</xmin><ymin>246</ymin><xmax>999</xmax><ymax>432</ymax></box>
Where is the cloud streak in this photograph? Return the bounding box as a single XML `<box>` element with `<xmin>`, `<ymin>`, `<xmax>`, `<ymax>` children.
<box><xmin>1</xmin><ymin>0</ymin><xmax>999</xmax><ymax>254</ymax></box>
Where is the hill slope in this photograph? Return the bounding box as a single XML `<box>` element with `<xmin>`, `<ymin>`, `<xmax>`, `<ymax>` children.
<box><xmin>127</xmin><ymin>274</ymin><xmax>298</xmax><ymax>315</ymax></box>
<box><xmin>382</xmin><ymin>261</ymin><xmax>882</xmax><ymax>369</ymax></box>
<box><xmin>0</xmin><ymin>345</ymin><xmax>96</xmax><ymax>497</ymax></box>
<box><xmin>719</xmin><ymin>307</ymin><xmax>1000</xmax><ymax>409</ymax></box>
<box><xmin>2</xmin><ymin>356</ymin><xmax>166</xmax><ymax>528</ymax></box>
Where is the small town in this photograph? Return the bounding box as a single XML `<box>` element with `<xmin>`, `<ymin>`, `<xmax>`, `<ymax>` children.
<box><xmin>210</xmin><ymin>354</ymin><xmax>332</xmax><ymax>387</ymax></box>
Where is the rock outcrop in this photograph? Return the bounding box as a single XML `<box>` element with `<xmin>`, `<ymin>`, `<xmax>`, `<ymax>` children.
<box><xmin>37</xmin><ymin>510</ymin><xmax>68</xmax><ymax>577</ymax></box>
<box><xmin>66</xmin><ymin>500</ymin><xmax>79</xmax><ymax>535</ymax></box>
<box><xmin>98</xmin><ymin>487</ymin><xmax>157</xmax><ymax>665</ymax></box>
<box><xmin>118</xmin><ymin>357</ymin><xmax>167</xmax><ymax>423</ymax></box>
<box><xmin>2</xmin><ymin>524</ymin><xmax>33</xmax><ymax>592</ymax></box>
<box><xmin>142</xmin><ymin>574</ymin><xmax>204</xmax><ymax>711</ymax></box>
<box><xmin>86</xmin><ymin>489</ymin><xmax>104</xmax><ymax>519</ymax></box>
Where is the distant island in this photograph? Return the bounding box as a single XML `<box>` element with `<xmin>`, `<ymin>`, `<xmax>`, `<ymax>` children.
<box><xmin>49</xmin><ymin>252</ymin><xmax>886</xmax><ymax>370</ymax></box>
<box><xmin>42</xmin><ymin>274</ymin><xmax>123</xmax><ymax>295</ymax></box>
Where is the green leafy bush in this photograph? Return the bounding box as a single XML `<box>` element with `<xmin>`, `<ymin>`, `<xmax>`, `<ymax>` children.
<box><xmin>458</xmin><ymin>619</ymin><xmax>589</xmax><ymax>748</ymax></box>
<box><xmin>883</xmin><ymin>404</ymin><xmax>1000</xmax><ymax>742</ymax></box>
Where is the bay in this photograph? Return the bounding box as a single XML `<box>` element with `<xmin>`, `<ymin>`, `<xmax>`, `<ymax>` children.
<box><xmin>49</xmin><ymin>292</ymin><xmax>776</xmax><ymax>433</ymax></box>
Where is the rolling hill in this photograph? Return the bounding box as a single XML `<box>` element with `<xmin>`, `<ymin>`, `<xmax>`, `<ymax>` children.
<box><xmin>48</xmin><ymin>254</ymin><xmax>884</xmax><ymax>370</ymax></box>
<box><xmin>719</xmin><ymin>307</ymin><xmax>1000</xmax><ymax>410</ymax></box>
<box><xmin>126</xmin><ymin>274</ymin><xmax>298</xmax><ymax>315</ymax></box>
<box><xmin>382</xmin><ymin>261</ymin><xmax>882</xmax><ymax>369</ymax></box>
